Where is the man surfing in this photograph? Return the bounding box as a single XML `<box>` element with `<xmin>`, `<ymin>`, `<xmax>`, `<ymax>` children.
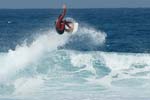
<box><xmin>55</xmin><ymin>4</ymin><xmax>73</xmax><ymax>35</ymax></box>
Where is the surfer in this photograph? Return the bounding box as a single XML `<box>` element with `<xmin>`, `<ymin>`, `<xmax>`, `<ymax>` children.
<box><xmin>55</xmin><ymin>4</ymin><xmax>73</xmax><ymax>35</ymax></box>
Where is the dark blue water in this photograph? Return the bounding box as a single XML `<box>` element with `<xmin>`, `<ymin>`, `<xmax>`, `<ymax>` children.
<box><xmin>0</xmin><ymin>9</ymin><xmax>150</xmax><ymax>53</ymax></box>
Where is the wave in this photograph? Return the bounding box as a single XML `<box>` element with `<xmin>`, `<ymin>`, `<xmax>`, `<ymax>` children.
<box><xmin>63</xmin><ymin>26</ymin><xmax>107</xmax><ymax>50</ymax></box>
<box><xmin>0</xmin><ymin>50</ymin><xmax>150</xmax><ymax>95</ymax></box>
<box><xmin>0</xmin><ymin>26</ymin><xmax>149</xmax><ymax>96</ymax></box>
<box><xmin>0</xmin><ymin>26</ymin><xmax>106</xmax><ymax>95</ymax></box>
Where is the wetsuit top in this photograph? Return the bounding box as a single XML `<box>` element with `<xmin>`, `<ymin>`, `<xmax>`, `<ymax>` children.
<box><xmin>56</xmin><ymin>7</ymin><xmax>66</xmax><ymax>34</ymax></box>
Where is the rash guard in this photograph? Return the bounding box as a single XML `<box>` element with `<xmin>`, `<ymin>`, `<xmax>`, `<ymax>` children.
<box><xmin>56</xmin><ymin>7</ymin><xmax>66</xmax><ymax>34</ymax></box>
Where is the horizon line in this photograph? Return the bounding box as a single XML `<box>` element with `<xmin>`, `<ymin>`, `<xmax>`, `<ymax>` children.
<box><xmin>0</xmin><ymin>7</ymin><xmax>150</xmax><ymax>9</ymax></box>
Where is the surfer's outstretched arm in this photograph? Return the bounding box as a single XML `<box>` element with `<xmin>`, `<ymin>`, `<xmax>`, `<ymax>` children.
<box><xmin>59</xmin><ymin>4</ymin><xmax>67</xmax><ymax>20</ymax></box>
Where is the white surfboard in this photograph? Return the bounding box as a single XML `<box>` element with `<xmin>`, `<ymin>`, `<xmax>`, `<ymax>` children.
<box><xmin>65</xmin><ymin>22</ymin><xmax>78</xmax><ymax>34</ymax></box>
<box><xmin>65</xmin><ymin>17</ymin><xmax>79</xmax><ymax>34</ymax></box>
<box><xmin>72</xmin><ymin>22</ymin><xmax>78</xmax><ymax>34</ymax></box>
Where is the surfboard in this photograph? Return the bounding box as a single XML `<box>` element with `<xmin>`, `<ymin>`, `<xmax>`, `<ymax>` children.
<box><xmin>65</xmin><ymin>22</ymin><xmax>79</xmax><ymax>34</ymax></box>
<box><xmin>72</xmin><ymin>22</ymin><xmax>78</xmax><ymax>34</ymax></box>
<box><xmin>64</xmin><ymin>17</ymin><xmax>79</xmax><ymax>34</ymax></box>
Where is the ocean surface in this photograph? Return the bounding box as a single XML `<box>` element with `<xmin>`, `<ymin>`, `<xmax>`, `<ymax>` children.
<box><xmin>0</xmin><ymin>8</ymin><xmax>150</xmax><ymax>100</ymax></box>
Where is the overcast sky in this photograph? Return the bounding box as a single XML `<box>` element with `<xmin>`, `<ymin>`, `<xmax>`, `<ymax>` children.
<box><xmin>0</xmin><ymin>0</ymin><xmax>150</xmax><ymax>8</ymax></box>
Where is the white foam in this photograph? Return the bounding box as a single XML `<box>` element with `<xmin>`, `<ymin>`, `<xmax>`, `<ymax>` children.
<box><xmin>13</xmin><ymin>76</ymin><xmax>44</xmax><ymax>95</ymax></box>
<box><xmin>100</xmin><ymin>52</ymin><xmax>150</xmax><ymax>70</ymax></box>
<box><xmin>69</xmin><ymin>51</ymin><xmax>150</xmax><ymax>87</ymax></box>
<box><xmin>70</xmin><ymin>53</ymin><xmax>96</xmax><ymax>75</ymax></box>
<box><xmin>78</xmin><ymin>27</ymin><xmax>107</xmax><ymax>45</ymax></box>
<box><xmin>0</xmin><ymin>30</ymin><xmax>70</xmax><ymax>81</ymax></box>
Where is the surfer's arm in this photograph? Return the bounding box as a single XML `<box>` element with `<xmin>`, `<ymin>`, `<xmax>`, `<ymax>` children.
<box><xmin>59</xmin><ymin>4</ymin><xmax>66</xmax><ymax>20</ymax></box>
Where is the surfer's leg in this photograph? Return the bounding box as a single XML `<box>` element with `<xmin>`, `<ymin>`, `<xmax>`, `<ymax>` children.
<box><xmin>64</xmin><ymin>20</ymin><xmax>72</xmax><ymax>28</ymax></box>
<box><xmin>64</xmin><ymin>20</ymin><xmax>73</xmax><ymax>32</ymax></box>
<box><xmin>65</xmin><ymin>23</ymin><xmax>71</xmax><ymax>28</ymax></box>
<box><xmin>65</xmin><ymin>25</ymin><xmax>73</xmax><ymax>32</ymax></box>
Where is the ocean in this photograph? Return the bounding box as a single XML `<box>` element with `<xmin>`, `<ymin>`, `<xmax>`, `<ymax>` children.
<box><xmin>0</xmin><ymin>8</ymin><xmax>150</xmax><ymax>100</ymax></box>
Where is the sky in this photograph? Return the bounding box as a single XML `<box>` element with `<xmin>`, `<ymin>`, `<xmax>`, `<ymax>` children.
<box><xmin>0</xmin><ymin>0</ymin><xmax>150</xmax><ymax>8</ymax></box>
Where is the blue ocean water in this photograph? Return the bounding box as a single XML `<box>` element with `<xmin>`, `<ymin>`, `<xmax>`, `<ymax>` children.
<box><xmin>0</xmin><ymin>9</ymin><xmax>150</xmax><ymax>100</ymax></box>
